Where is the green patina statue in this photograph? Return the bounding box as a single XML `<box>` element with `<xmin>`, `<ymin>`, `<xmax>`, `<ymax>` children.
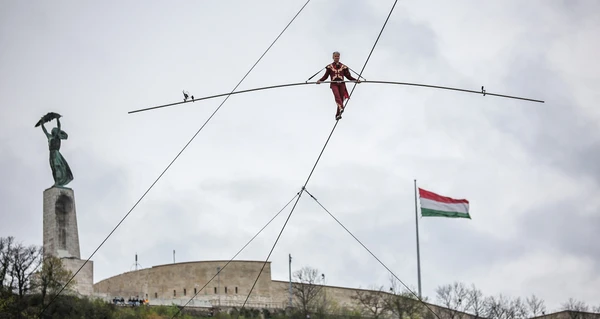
<box><xmin>36</xmin><ymin>112</ymin><xmax>73</xmax><ymax>187</ymax></box>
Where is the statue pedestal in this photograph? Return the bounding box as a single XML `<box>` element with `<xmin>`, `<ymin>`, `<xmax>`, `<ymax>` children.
<box><xmin>62</xmin><ymin>258</ymin><xmax>94</xmax><ymax>296</ymax></box>
<box><xmin>43</xmin><ymin>187</ymin><xmax>93</xmax><ymax>296</ymax></box>
<box><xmin>43</xmin><ymin>187</ymin><xmax>80</xmax><ymax>258</ymax></box>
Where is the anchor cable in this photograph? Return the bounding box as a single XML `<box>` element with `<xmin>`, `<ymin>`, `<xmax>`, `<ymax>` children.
<box><xmin>39</xmin><ymin>0</ymin><xmax>312</xmax><ymax>316</ymax></box>
<box><xmin>305</xmin><ymin>67</ymin><xmax>325</xmax><ymax>82</ymax></box>
<box><xmin>303</xmin><ymin>188</ymin><xmax>442</xmax><ymax>319</ymax></box>
<box><xmin>171</xmin><ymin>191</ymin><xmax>302</xmax><ymax>317</ymax></box>
<box><xmin>233</xmin><ymin>188</ymin><xmax>305</xmax><ymax>319</ymax></box>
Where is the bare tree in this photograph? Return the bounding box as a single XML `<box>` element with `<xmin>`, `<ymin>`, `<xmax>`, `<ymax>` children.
<box><xmin>526</xmin><ymin>294</ymin><xmax>546</xmax><ymax>317</ymax></box>
<box><xmin>563</xmin><ymin>298</ymin><xmax>589</xmax><ymax>312</ymax></box>
<box><xmin>482</xmin><ymin>294</ymin><xmax>531</xmax><ymax>319</ymax></box>
<box><xmin>0</xmin><ymin>237</ymin><xmax>43</xmax><ymax>319</ymax></box>
<box><xmin>562</xmin><ymin>298</ymin><xmax>590</xmax><ymax>319</ymax></box>
<box><xmin>593</xmin><ymin>305</ymin><xmax>600</xmax><ymax>314</ymax></box>
<box><xmin>0</xmin><ymin>237</ymin><xmax>42</xmax><ymax>299</ymax></box>
<box><xmin>9</xmin><ymin>242</ymin><xmax>42</xmax><ymax>299</ymax></box>
<box><xmin>436</xmin><ymin>282</ymin><xmax>470</xmax><ymax>319</ymax></box>
<box><xmin>483</xmin><ymin>294</ymin><xmax>511</xmax><ymax>319</ymax></box>
<box><xmin>467</xmin><ymin>285</ymin><xmax>485</xmax><ymax>318</ymax></box>
<box><xmin>351</xmin><ymin>285</ymin><xmax>387</xmax><ymax>319</ymax></box>
<box><xmin>291</xmin><ymin>266</ymin><xmax>326</xmax><ymax>317</ymax></box>
<box><xmin>0</xmin><ymin>236</ymin><xmax>14</xmax><ymax>292</ymax></box>
<box><xmin>386</xmin><ymin>275</ymin><xmax>424</xmax><ymax>319</ymax></box>
<box><xmin>510</xmin><ymin>297</ymin><xmax>528</xmax><ymax>319</ymax></box>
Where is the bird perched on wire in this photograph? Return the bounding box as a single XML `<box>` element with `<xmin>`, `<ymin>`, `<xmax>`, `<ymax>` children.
<box><xmin>182</xmin><ymin>90</ymin><xmax>195</xmax><ymax>102</ymax></box>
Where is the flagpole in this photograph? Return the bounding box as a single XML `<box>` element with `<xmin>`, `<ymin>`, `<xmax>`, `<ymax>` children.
<box><xmin>414</xmin><ymin>179</ymin><xmax>422</xmax><ymax>298</ymax></box>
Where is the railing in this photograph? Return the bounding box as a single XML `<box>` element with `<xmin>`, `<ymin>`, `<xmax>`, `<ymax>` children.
<box><xmin>209</xmin><ymin>299</ymin><xmax>288</xmax><ymax>310</ymax></box>
<box><xmin>150</xmin><ymin>298</ymin><xmax>213</xmax><ymax>308</ymax></box>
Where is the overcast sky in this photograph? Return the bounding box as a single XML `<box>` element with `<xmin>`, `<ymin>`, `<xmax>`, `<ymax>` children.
<box><xmin>1</xmin><ymin>0</ymin><xmax>598</xmax><ymax>313</ymax></box>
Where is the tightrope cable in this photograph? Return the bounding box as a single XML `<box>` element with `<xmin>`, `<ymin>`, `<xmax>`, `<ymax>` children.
<box><xmin>129</xmin><ymin>80</ymin><xmax>543</xmax><ymax>114</ymax></box>
<box><xmin>232</xmin><ymin>0</ymin><xmax>399</xmax><ymax>317</ymax></box>
<box><xmin>171</xmin><ymin>191</ymin><xmax>302</xmax><ymax>318</ymax></box>
<box><xmin>303</xmin><ymin>188</ymin><xmax>442</xmax><ymax>319</ymax></box>
<box><xmin>39</xmin><ymin>1</ymin><xmax>312</xmax><ymax>317</ymax></box>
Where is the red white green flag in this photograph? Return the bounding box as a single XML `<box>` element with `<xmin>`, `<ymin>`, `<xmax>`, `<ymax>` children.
<box><xmin>418</xmin><ymin>188</ymin><xmax>470</xmax><ymax>219</ymax></box>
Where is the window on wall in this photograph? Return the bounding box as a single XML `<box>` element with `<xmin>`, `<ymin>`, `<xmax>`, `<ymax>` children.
<box><xmin>214</xmin><ymin>287</ymin><xmax>217</xmax><ymax>294</ymax></box>
<box><xmin>145</xmin><ymin>293</ymin><xmax>148</xmax><ymax>299</ymax></box>
<box><xmin>194</xmin><ymin>288</ymin><xmax>197</xmax><ymax>295</ymax></box>
<box><xmin>173</xmin><ymin>290</ymin><xmax>176</xmax><ymax>297</ymax></box>
<box><xmin>184</xmin><ymin>288</ymin><xmax>187</xmax><ymax>296</ymax></box>
<box><xmin>155</xmin><ymin>292</ymin><xmax>158</xmax><ymax>298</ymax></box>
<box><xmin>225</xmin><ymin>287</ymin><xmax>228</xmax><ymax>294</ymax></box>
<box><xmin>235</xmin><ymin>287</ymin><xmax>238</xmax><ymax>294</ymax></box>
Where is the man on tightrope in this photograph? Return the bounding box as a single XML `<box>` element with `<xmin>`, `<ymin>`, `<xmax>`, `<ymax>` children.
<box><xmin>317</xmin><ymin>51</ymin><xmax>360</xmax><ymax>120</ymax></box>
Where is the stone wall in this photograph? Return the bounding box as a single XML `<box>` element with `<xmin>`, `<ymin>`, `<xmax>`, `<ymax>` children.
<box><xmin>94</xmin><ymin>260</ymin><xmax>275</xmax><ymax>304</ymax></box>
<box><xmin>62</xmin><ymin>258</ymin><xmax>94</xmax><ymax>296</ymax></box>
<box><xmin>270</xmin><ymin>280</ymin><xmax>372</xmax><ymax>309</ymax></box>
<box><xmin>93</xmin><ymin>260</ymin><xmax>474</xmax><ymax>319</ymax></box>
<box><xmin>270</xmin><ymin>280</ymin><xmax>459</xmax><ymax>318</ymax></box>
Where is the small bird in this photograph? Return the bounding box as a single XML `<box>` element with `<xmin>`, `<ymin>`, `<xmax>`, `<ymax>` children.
<box><xmin>183</xmin><ymin>90</ymin><xmax>189</xmax><ymax>102</ymax></box>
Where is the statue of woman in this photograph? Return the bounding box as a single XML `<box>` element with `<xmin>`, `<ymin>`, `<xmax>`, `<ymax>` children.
<box><xmin>38</xmin><ymin>114</ymin><xmax>73</xmax><ymax>187</ymax></box>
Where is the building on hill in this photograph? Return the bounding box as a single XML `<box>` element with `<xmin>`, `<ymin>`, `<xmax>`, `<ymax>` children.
<box><xmin>92</xmin><ymin>259</ymin><xmax>472</xmax><ymax>318</ymax></box>
<box><xmin>94</xmin><ymin>260</ymin><xmax>279</xmax><ymax>309</ymax></box>
<box><xmin>90</xmin><ymin>259</ymin><xmax>600</xmax><ymax>319</ymax></box>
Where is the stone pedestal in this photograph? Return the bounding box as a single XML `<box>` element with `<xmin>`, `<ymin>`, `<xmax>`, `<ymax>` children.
<box><xmin>43</xmin><ymin>187</ymin><xmax>80</xmax><ymax>258</ymax></box>
<box><xmin>43</xmin><ymin>186</ymin><xmax>93</xmax><ymax>296</ymax></box>
<box><xmin>62</xmin><ymin>258</ymin><xmax>94</xmax><ymax>296</ymax></box>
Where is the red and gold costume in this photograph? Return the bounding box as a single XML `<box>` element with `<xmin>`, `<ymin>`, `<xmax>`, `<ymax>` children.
<box><xmin>318</xmin><ymin>62</ymin><xmax>357</xmax><ymax>119</ymax></box>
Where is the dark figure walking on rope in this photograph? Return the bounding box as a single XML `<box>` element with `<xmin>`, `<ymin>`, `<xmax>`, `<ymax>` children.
<box><xmin>317</xmin><ymin>51</ymin><xmax>360</xmax><ymax>120</ymax></box>
<box><xmin>37</xmin><ymin>113</ymin><xmax>74</xmax><ymax>187</ymax></box>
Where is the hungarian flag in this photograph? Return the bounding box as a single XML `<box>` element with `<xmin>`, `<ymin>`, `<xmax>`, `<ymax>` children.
<box><xmin>418</xmin><ymin>188</ymin><xmax>470</xmax><ymax>219</ymax></box>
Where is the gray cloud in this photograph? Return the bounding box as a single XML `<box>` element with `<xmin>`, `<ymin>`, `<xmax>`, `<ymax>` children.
<box><xmin>517</xmin><ymin>199</ymin><xmax>600</xmax><ymax>270</ymax></box>
<box><xmin>1</xmin><ymin>0</ymin><xmax>599</xmax><ymax>313</ymax></box>
<box><xmin>486</xmin><ymin>54</ymin><xmax>600</xmax><ymax>185</ymax></box>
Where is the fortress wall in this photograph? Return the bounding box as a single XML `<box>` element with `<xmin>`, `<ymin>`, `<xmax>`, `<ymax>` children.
<box><xmin>270</xmin><ymin>280</ymin><xmax>382</xmax><ymax>309</ymax></box>
<box><xmin>93</xmin><ymin>267</ymin><xmax>150</xmax><ymax>298</ymax></box>
<box><xmin>93</xmin><ymin>260</ymin><xmax>475</xmax><ymax>318</ymax></box>
<box><xmin>270</xmin><ymin>280</ymin><xmax>461</xmax><ymax>318</ymax></box>
<box><xmin>94</xmin><ymin>260</ymin><xmax>273</xmax><ymax>302</ymax></box>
